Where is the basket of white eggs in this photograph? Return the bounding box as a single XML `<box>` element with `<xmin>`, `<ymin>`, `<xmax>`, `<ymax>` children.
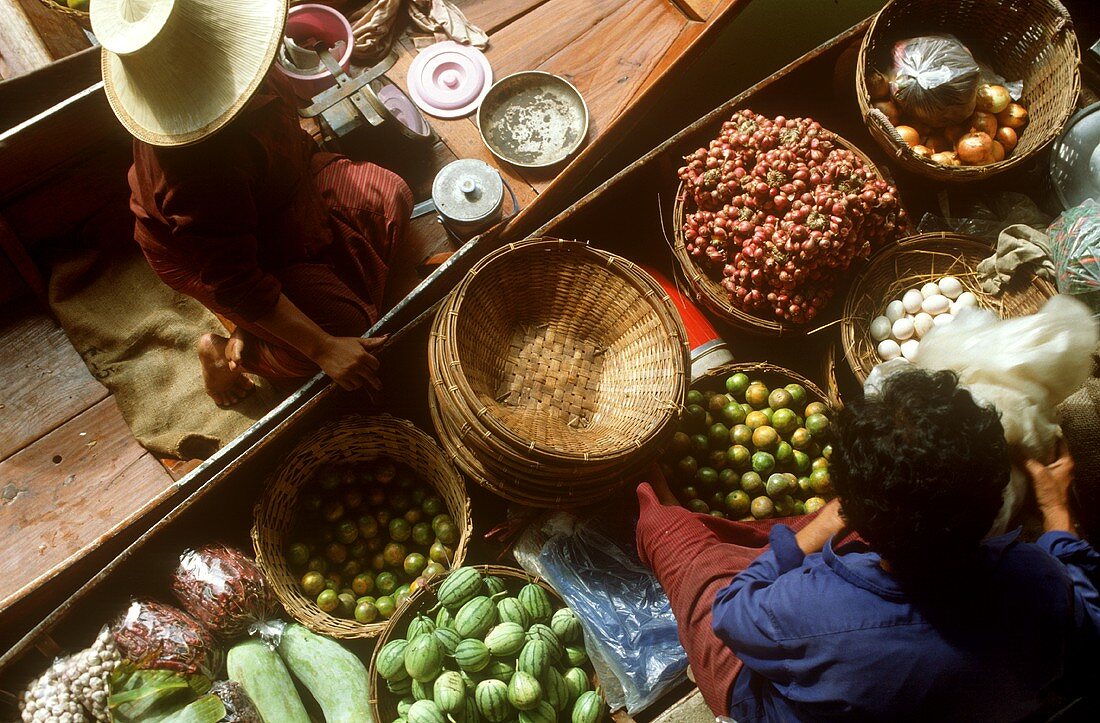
<box><xmin>841</xmin><ymin>233</ymin><xmax>1056</xmax><ymax>384</ymax></box>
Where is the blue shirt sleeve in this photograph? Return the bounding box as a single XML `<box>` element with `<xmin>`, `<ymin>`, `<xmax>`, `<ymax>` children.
<box><xmin>1037</xmin><ymin>531</ymin><xmax>1100</xmax><ymax>637</ymax></box>
<box><xmin>710</xmin><ymin>525</ymin><xmax>805</xmax><ymax>682</ymax></box>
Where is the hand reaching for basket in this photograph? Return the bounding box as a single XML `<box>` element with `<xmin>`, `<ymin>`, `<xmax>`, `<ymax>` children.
<box><xmin>314</xmin><ymin>336</ymin><xmax>386</xmax><ymax>391</ymax></box>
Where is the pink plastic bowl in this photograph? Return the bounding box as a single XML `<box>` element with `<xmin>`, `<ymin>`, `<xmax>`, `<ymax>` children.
<box><xmin>277</xmin><ymin>4</ymin><xmax>354</xmax><ymax>99</ymax></box>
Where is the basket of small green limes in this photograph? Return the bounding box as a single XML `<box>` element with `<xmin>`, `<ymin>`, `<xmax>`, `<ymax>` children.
<box><xmin>253</xmin><ymin>415</ymin><xmax>472</xmax><ymax>639</ymax></box>
<box><xmin>659</xmin><ymin>362</ymin><xmax>837</xmax><ymax>519</ymax></box>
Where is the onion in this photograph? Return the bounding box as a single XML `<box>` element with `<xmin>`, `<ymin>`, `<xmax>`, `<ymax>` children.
<box><xmin>911</xmin><ymin>144</ymin><xmax>932</xmax><ymax>159</ymax></box>
<box><xmin>873</xmin><ymin>100</ymin><xmax>901</xmax><ymax>126</ymax></box>
<box><xmin>968</xmin><ymin>111</ymin><xmax>998</xmax><ymax>137</ymax></box>
<box><xmin>930</xmin><ymin>151</ymin><xmax>960</xmax><ymax>166</ymax></box>
<box><xmin>998</xmin><ymin>103</ymin><xmax>1028</xmax><ymax>129</ymax></box>
<box><xmin>895</xmin><ymin>125</ymin><xmax>921</xmax><ymax>147</ymax></box>
<box><xmin>867</xmin><ymin>70</ymin><xmax>892</xmax><ymax>101</ymax></box>
<box><xmin>975</xmin><ymin>84</ymin><xmax>1011</xmax><ymax>114</ymax></box>
<box><xmin>991</xmin><ymin>140</ymin><xmax>1005</xmax><ymax>162</ymax></box>
<box><xmin>926</xmin><ymin>134</ymin><xmax>952</xmax><ymax>153</ymax></box>
<box><xmin>956</xmin><ymin>132</ymin><xmax>994</xmax><ymax>165</ymax></box>
<box><xmin>996</xmin><ymin>126</ymin><xmax>1018</xmax><ymax>152</ymax></box>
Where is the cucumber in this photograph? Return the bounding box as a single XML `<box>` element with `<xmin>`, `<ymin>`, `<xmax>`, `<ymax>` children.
<box><xmin>227</xmin><ymin>639</ymin><xmax>311</xmax><ymax>723</ymax></box>
<box><xmin>524</xmin><ymin>625</ymin><xmax>563</xmax><ymax>665</ymax></box>
<box><xmin>276</xmin><ymin>623</ymin><xmax>372</xmax><ymax>723</ymax></box>
<box><xmin>484</xmin><ymin>622</ymin><xmax>525</xmax><ymax>657</ymax></box>
<box><xmin>517</xmin><ymin>640</ymin><xmax>550</xmax><ymax>679</ymax></box>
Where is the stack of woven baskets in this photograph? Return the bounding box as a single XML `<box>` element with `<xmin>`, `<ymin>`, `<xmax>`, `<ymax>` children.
<box><xmin>429</xmin><ymin>238</ymin><xmax>690</xmax><ymax>507</ymax></box>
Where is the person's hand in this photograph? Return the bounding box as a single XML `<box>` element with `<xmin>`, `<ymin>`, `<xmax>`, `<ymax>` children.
<box><xmin>1022</xmin><ymin>439</ymin><xmax>1076</xmax><ymax>533</ymax></box>
<box><xmin>795</xmin><ymin>498</ymin><xmax>848</xmax><ymax>555</ymax></box>
<box><xmin>643</xmin><ymin>465</ymin><xmax>679</xmax><ymax>506</ymax></box>
<box><xmin>313</xmin><ymin>335</ymin><xmax>385</xmax><ymax>391</ymax></box>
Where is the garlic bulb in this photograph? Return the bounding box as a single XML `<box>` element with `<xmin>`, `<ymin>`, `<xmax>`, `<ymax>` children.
<box><xmin>21</xmin><ymin>626</ymin><xmax>119</xmax><ymax>723</ymax></box>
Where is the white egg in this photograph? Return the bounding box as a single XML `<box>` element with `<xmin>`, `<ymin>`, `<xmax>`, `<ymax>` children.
<box><xmin>933</xmin><ymin>312</ymin><xmax>955</xmax><ymax>327</ymax></box>
<box><xmin>891</xmin><ymin>317</ymin><xmax>915</xmax><ymax>341</ymax></box>
<box><xmin>870</xmin><ymin>316</ymin><xmax>892</xmax><ymax>341</ymax></box>
<box><xmin>902</xmin><ymin>289</ymin><xmax>924</xmax><ymax>314</ymax></box>
<box><xmin>901</xmin><ymin>339</ymin><xmax>921</xmax><ymax>360</ymax></box>
<box><xmin>913</xmin><ymin>312</ymin><xmax>934</xmax><ymax>338</ymax></box>
<box><xmin>954</xmin><ymin>291</ymin><xmax>977</xmax><ymax>309</ymax></box>
<box><xmin>878</xmin><ymin>339</ymin><xmax>902</xmax><ymax>360</ymax></box>
<box><xmin>885</xmin><ymin>299</ymin><xmax>906</xmax><ymax>322</ymax></box>
<box><xmin>938</xmin><ymin>276</ymin><xmax>963</xmax><ymax>299</ymax></box>
<box><xmin>920</xmin><ymin>281</ymin><xmax>941</xmax><ymax>299</ymax></box>
<box><xmin>921</xmin><ymin>294</ymin><xmax>951</xmax><ymax>316</ymax></box>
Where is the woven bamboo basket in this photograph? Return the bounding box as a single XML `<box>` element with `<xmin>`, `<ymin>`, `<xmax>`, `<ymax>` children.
<box><xmin>672</xmin><ymin>131</ymin><xmax>888</xmax><ymax>336</ymax></box>
<box><xmin>252</xmin><ymin>415</ymin><xmax>472</xmax><ymax>639</ymax></box>
<box><xmin>368</xmin><ymin>564</ymin><xmax>600</xmax><ymax>722</ymax></box>
<box><xmin>856</xmin><ymin>0</ymin><xmax>1080</xmax><ymax>183</ymax></box>
<box><xmin>841</xmin><ymin>232</ymin><xmax>1057</xmax><ymax>384</ymax></box>
<box><xmin>429</xmin><ymin>238</ymin><xmax>689</xmax><ymax>506</ymax></box>
<box><xmin>36</xmin><ymin>0</ymin><xmax>91</xmax><ymax>30</ymax></box>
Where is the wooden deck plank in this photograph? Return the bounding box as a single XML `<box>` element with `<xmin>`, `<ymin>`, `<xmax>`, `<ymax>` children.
<box><xmin>0</xmin><ymin>396</ymin><xmax>175</xmax><ymax>610</ymax></box>
<box><xmin>0</xmin><ymin>307</ymin><xmax>108</xmax><ymax>461</ymax></box>
<box><xmin>458</xmin><ymin>0</ymin><xmax>551</xmax><ymax>34</ymax></box>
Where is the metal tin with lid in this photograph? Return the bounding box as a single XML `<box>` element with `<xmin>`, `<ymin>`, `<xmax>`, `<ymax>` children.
<box><xmin>431</xmin><ymin>159</ymin><xmax>506</xmax><ymax>238</ymax></box>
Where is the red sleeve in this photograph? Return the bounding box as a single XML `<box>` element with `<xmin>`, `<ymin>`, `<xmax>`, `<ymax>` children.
<box><xmin>130</xmin><ymin>139</ymin><xmax>282</xmax><ymax>323</ymax></box>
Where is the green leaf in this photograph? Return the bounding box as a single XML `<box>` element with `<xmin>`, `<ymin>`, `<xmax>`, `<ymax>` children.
<box><xmin>159</xmin><ymin>695</ymin><xmax>226</xmax><ymax>723</ymax></box>
<box><xmin>108</xmin><ymin>664</ymin><xmax>215</xmax><ymax>723</ymax></box>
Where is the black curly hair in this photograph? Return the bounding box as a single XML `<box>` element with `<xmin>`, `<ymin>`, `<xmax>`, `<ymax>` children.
<box><xmin>832</xmin><ymin>368</ymin><xmax>1009</xmax><ymax>579</ymax></box>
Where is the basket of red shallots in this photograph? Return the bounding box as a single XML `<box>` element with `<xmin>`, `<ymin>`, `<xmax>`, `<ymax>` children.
<box><xmin>673</xmin><ymin>110</ymin><xmax>908</xmax><ymax>335</ymax></box>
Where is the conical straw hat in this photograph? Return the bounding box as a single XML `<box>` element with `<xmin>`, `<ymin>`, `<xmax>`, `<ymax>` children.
<box><xmin>93</xmin><ymin>0</ymin><xmax>288</xmax><ymax>146</ymax></box>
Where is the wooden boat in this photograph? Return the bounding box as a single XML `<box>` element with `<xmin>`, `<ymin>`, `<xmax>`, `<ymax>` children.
<box><xmin>0</xmin><ymin>0</ymin><xmax>753</xmax><ymax>643</ymax></box>
<box><xmin>0</xmin><ymin>1</ymin><xmax>1094</xmax><ymax>717</ymax></box>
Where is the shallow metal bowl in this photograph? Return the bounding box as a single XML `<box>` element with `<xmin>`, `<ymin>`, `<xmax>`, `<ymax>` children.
<box><xmin>476</xmin><ymin>71</ymin><xmax>589</xmax><ymax>168</ymax></box>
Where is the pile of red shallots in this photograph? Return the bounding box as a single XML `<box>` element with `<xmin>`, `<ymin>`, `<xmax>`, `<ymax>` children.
<box><xmin>678</xmin><ymin>110</ymin><xmax>907</xmax><ymax>323</ymax></box>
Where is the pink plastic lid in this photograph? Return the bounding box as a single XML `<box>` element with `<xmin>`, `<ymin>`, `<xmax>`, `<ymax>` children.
<box><xmin>407</xmin><ymin>41</ymin><xmax>492</xmax><ymax>119</ymax></box>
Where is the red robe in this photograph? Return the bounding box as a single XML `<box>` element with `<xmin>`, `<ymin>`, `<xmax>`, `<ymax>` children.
<box><xmin>129</xmin><ymin>73</ymin><xmax>412</xmax><ymax>378</ymax></box>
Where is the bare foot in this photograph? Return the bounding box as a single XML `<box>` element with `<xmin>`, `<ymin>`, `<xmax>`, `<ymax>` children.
<box><xmin>197</xmin><ymin>333</ymin><xmax>255</xmax><ymax>406</ymax></box>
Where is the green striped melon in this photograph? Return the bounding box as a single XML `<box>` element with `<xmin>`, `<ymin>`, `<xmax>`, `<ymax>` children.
<box><xmin>542</xmin><ymin>666</ymin><xmax>569</xmax><ymax>713</ymax></box>
<box><xmin>433</xmin><ymin>671</ymin><xmax>466</xmax><ymax>713</ymax></box>
<box><xmin>518</xmin><ymin>584</ymin><xmax>553</xmax><ymax>625</ymax></box>
<box><xmin>454</xmin><ymin>639</ymin><xmax>491</xmax><ymax>673</ymax></box>
<box><xmin>516</xmin><ymin>640</ymin><xmax>550</xmax><ymax>679</ymax></box>
<box><xmin>405</xmin><ymin>635</ymin><xmax>444</xmax><ymax>682</ymax></box>
<box><xmin>496</xmin><ymin>597</ymin><xmax>531</xmax><ymax>628</ymax></box>
<box><xmin>407</xmin><ymin>699</ymin><xmax>447</xmax><ymax>723</ymax></box>
<box><xmin>571</xmin><ymin>690</ymin><xmax>603</xmax><ymax>723</ymax></box>
<box><xmin>454</xmin><ymin>596</ymin><xmax>498</xmax><ymax>639</ymax></box>
<box><xmin>484</xmin><ymin>622</ymin><xmax>526</xmax><ymax>657</ymax></box>
<box><xmin>475</xmin><ymin>679</ymin><xmax>513</xmax><ymax>723</ymax></box>
<box><xmin>438</xmin><ymin>568</ymin><xmax>483</xmax><ymax>611</ymax></box>
<box><xmin>377</xmin><ymin>639</ymin><xmax>411</xmax><ymax>681</ymax></box>
<box><xmin>551</xmin><ymin>608</ymin><xmax>582</xmax><ymax>644</ymax></box>
<box><xmin>507</xmin><ymin>671</ymin><xmax>542</xmax><ymax>711</ymax></box>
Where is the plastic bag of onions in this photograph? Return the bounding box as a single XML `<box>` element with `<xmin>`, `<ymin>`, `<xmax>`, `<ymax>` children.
<box><xmin>891</xmin><ymin>35</ymin><xmax>980</xmax><ymax>127</ymax></box>
<box><xmin>111</xmin><ymin>600</ymin><xmax>222</xmax><ymax>679</ymax></box>
<box><xmin>171</xmin><ymin>544</ymin><xmax>277</xmax><ymax>641</ymax></box>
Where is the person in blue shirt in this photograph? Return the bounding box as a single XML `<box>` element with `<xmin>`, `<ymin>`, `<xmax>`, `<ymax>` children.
<box><xmin>637</xmin><ymin>368</ymin><xmax>1100</xmax><ymax>721</ymax></box>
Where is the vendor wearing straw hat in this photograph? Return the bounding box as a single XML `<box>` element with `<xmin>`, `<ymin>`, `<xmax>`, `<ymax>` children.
<box><xmin>93</xmin><ymin>0</ymin><xmax>412</xmax><ymax>405</ymax></box>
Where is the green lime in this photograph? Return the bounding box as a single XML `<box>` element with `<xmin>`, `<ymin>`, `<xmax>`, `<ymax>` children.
<box><xmin>708</xmin><ymin>393</ymin><xmax>732</xmax><ymax>414</ymax></box>
<box><xmin>370</xmin><ymin>553</ymin><xmax>386</xmax><ymax>572</ymax></box>
<box><xmin>792</xmin><ymin>450</ymin><xmax>810</xmax><ymax>473</ymax></box>
<box><xmin>679</xmin><ymin>485</ymin><xmax>699</xmax><ymax>501</ymax></box>
<box><xmin>719</xmin><ymin>468</ymin><xmax>738</xmax><ymax>488</ymax></box>
<box><xmin>356</xmin><ymin>595</ymin><xmax>376</xmax><ymax>605</ymax></box>
<box><xmin>307</xmin><ymin>556</ymin><xmax>328</xmax><ymax>574</ymax></box>
<box><xmin>686</xmin><ymin>389</ymin><xmax>705</xmax><ymax>407</ymax></box>
<box><xmin>745</xmin><ymin>384</ymin><xmax>770</xmax><ymax>408</ymax></box>
<box><xmin>287</xmin><ymin>543</ymin><xmax>310</xmax><ymax>568</ymax></box>
<box><xmin>357</xmin><ymin>514</ymin><xmax>380</xmax><ymax>539</ymax></box>
<box><xmin>684</xmin><ymin>404</ymin><xmax>707</xmax><ymax>431</ymax></box>
<box><xmin>376</xmin><ymin>595</ymin><xmax>396</xmax><ymax>619</ymax></box>
<box><xmin>349</xmin><ymin>539</ymin><xmax>369</xmax><ymax>559</ymax></box>
<box><xmin>812</xmin><ymin>456</ymin><xmax>829</xmax><ymax>471</ymax></box>
<box><xmin>708</xmin><ymin>423</ymin><xmax>730</xmax><ymax>449</ymax></box>
<box><xmin>388</xmin><ymin>492</ymin><xmax>412</xmax><ymax>514</ymax></box>
<box><xmin>668</xmin><ymin>431</ymin><xmax>691</xmax><ymax>457</ymax></box>
<box><xmin>789</xmin><ymin>428</ymin><xmax>812</xmax><ymax>450</ymax></box>
<box><xmin>375</xmin><ymin>571</ymin><xmax>398</xmax><ymax>596</ymax></box>
<box><xmin>322</xmin><ymin>500</ymin><xmax>345</xmax><ymax>523</ymax></box>
<box><xmin>751</xmin><ymin>451</ymin><xmax>776</xmax><ymax>475</ymax></box>
<box><xmin>751</xmin><ymin>496</ymin><xmax>775</xmax><ymax>520</ymax></box>
<box><xmin>404</xmin><ymin>508</ymin><xmax>423</xmax><ymax>525</ymax></box>
<box><xmin>355</xmin><ymin>601</ymin><xmax>379</xmax><ymax>623</ymax></box>
<box><xmin>766</xmin><ymin>473</ymin><xmax>793</xmax><ymax>498</ymax></box>
<box><xmin>809</xmin><ymin>468</ymin><xmax>832</xmax><ymax>495</ymax></box>
<box><xmin>805</xmin><ymin>402</ymin><xmax>829</xmax><ymax>418</ymax></box>
<box><xmin>775</xmin><ymin>441</ymin><xmax>793</xmax><ymax>466</ymax></box>
<box><xmin>337</xmin><ymin>592</ymin><xmax>357</xmax><ymax>618</ymax></box>
<box><xmin>709</xmin><ymin>491</ymin><xmax>726</xmax><ymax>510</ymax></box>
<box><xmin>726</xmin><ymin>444</ymin><xmax>751</xmax><ymax>470</ymax></box>
<box><xmin>797</xmin><ymin>476</ymin><xmax>813</xmax><ymax>496</ymax></box>
<box><xmin>719</xmin><ymin>403</ymin><xmax>746</xmax><ymax>427</ymax></box>
<box><xmin>762</xmin><ymin>408</ymin><xmax>775</xmax><ymax>424</ymax></box>
<box><xmin>404</xmin><ymin>552</ymin><xmax>428</xmax><ymax>577</ymax></box>
<box><xmin>785</xmin><ymin>384</ymin><xmax>808</xmax><ymax>407</ymax></box>
<box><xmin>429</xmin><ymin>540</ymin><xmax>454</xmax><ymax>565</ymax></box>
<box><xmin>317</xmin><ymin>466</ymin><xmax>340</xmax><ymax>490</ymax></box>
<box><xmin>725</xmin><ymin>373</ymin><xmax>751</xmax><ymax>398</ymax></box>
<box><xmin>367</xmin><ymin>487</ymin><xmax>386</xmax><ymax>507</ymax></box>
<box><xmin>388</xmin><ymin>518</ymin><xmax>412</xmax><ymax>542</ymax></box>
<box><xmin>411</xmin><ymin>487</ymin><xmax>428</xmax><ymax>506</ymax></box>
<box><xmin>375</xmin><ymin>509</ymin><xmax>393</xmax><ymax>527</ymax></box>
<box><xmin>301</xmin><ymin>571</ymin><xmax>325</xmax><ymax>597</ymax></box>
<box><xmin>686</xmin><ymin>499</ymin><xmax>710</xmax><ymax>514</ymax></box>
<box><xmin>689</xmin><ymin>434</ymin><xmax>710</xmax><ymax>458</ymax></box>
<box><xmin>412</xmin><ymin>522</ymin><xmax>434</xmax><ymax>547</ymax></box>
<box><xmin>772</xmin><ymin>408</ymin><xmax>798</xmax><ymax>436</ymax></box>
<box><xmin>340</xmin><ymin>560</ymin><xmax>361</xmax><ymax>580</ymax></box>
<box><xmin>435</xmin><ymin>519</ymin><xmax>459</xmax><ymax>546</ymax></box>
<box><xmin>301</xmin><ymin>492</ymin><xmax>323</xmax><ymax>513</ymax></box>
<box><xmin>731</xmin><ymin>424</ymin><xmax>753</xmax><ymax>446</ymax></box>
<box><xmin>768</xmin><ymin>388</ymin><xmax>794</xmax><ymax>410</ymax></box>
<box><xmin>367</xmin><ymin>536</ymin><xmax>385</xmax><ymax>553</ymax></box>
<box><xmin>383</xmin><ymin>542</ymin><xmax>407</xmax><ymax>567</ymax></box>
<box><xmin>696</xmin><ymin>467</ymin><xmax>719</xmax><ymax>488</ymax></box>
<box><xmin>422</xmin><ymin>496</ymin><xmax>445</xmax><ymax>518</ymax></box>
<box><xmin>793</xmin><ymin>500</ymin><xmax>807</xmax><ymax>516</ymax></box>
<box><xmin>352</xmin><ymin>572</ymin><xmax>375</xmax><ymax>596</ymax></box>
<box><xmin>740</xmin><ymin>403</ymin><xmax>754</xmax><ymax>418</ymax></box>
<box><xmin>344</xmin><ymin>489</ymin><xmax>364</xmax><ymax>510</ymax></box>
<box><xmin>745</xmin><ymin>411</ymin><xmax>770</xmax><ymax>430</ymax></box>
<box><xmin>675</xmin><ymin>456</ymin><xmax>699</xmax><ymax>480</ymax></box>
<box><xmin>316</xmin><ymin>589</ymin><xmax>339</xmax><ymax>613</ymax></box>
<box><xmin>336</xmin><ymin>520</ymin><xmax>359</xmax><ymax>544</ymax></box>
<box><xmin>724</xmin><ymin>490</ymin><xmax>751</xmax><ymax>517</ymax></box>
<box><xmin>751</xmin><ymin>426</ymin><xmax>779</xmax><ymax>452</ymax></box>
<box><xmin>805</xmin><ymin>497</ymin><xmax>827</xmax><ymax>514</ymax></box>
<box><xmin>324</xmin><ymin>542</ymin><xmax>348</xmax><ymax>564</ymax></box>
<box><xmin>324</xmin><ymin>575</ymin><xmax>341</xmax><ymax>591</ymax></box>
<box><xmin>707</xmin><ymin>449</ymin><xmax>728</xmax><ymax>471</ymax></box>
<box><xmin>710</xmin><ymin>510</ymin><xmax>727</xmax><ymax>519</ymax></box>
<box><xmin>773</xmin><ymin>494</ymin><xmax>796</xmax><ymax>518</ymax></box>
<box><xmin>740</xmin><ymin>471</ymin><xmax>764</xmax><ymax>496</ymax></box>
<box><xmin>806</xmin><ymin>414</ymin><xmax>830</xmax><ymax>439</ymax></box>
<box><xmin>822</xmin><ymin>444</ymin><xmax>833</xmax><ymax>460</ymax></box>
<box><xmin>423</xmin><ymin>562</ymin><xmax>447</xmax><ymax>578</ymax></box>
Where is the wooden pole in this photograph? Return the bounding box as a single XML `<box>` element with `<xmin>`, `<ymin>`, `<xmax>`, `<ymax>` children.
<box><xmin>0</xmin><ymin>0</ymin><xmax>89</xmax><ymax>79</ymax></box>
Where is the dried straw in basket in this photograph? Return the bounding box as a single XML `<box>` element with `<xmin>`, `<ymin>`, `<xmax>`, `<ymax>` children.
<box><xmin>252</xmin><ymin>415</ymin><xmax>471</xmax><ymax>639</ymax></box>
<box><xmin>368</xmin><ymin>565</ymin><xmax>588</xmax><ymax>723</ymax></box>
<box><xmin>856</xmin><ymin>0</ymin><xmax>1080</xmax><ymax>183</ymax></box>
<box><xmin>841</xmin><ymin>232</ymin><xmax>1057</xmax><ymax>384</ymax></box>
<box><xmin>671</xmin><ymin>132</ymin><xmax>887</xmax><ymax>336</ymax></box>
